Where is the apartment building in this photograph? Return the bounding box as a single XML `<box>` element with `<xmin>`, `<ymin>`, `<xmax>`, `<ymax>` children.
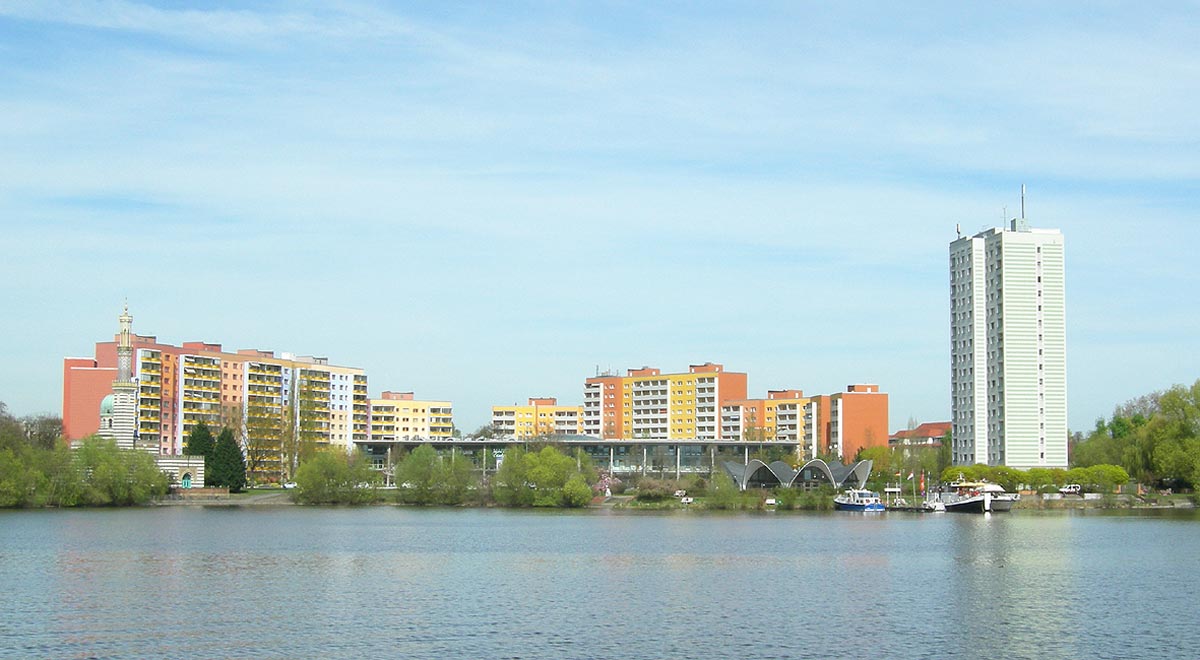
<box><xmin>720</xmin><ymin>389</ymin><xmax>809</xmax><ymax>443</ymax></box>
<box><xmin>950</xmin><ymin>216</ymin><xmax>1066</xmax><ymax>468</ymax></box>
<box><xmin>368</xmin><ymin>391</ymin><xmax>454</xmax><ymax>441</ymax></box>
<box><xmin>583</xmin><ymin>362</ymin><xmax>748</xmax><ymax>440</ymax></box>
<box><xmin>63</xmin><ymin>316</ymin><xmax>367</xmax><ymax>482</ymax></box>
<box><xmin>492</xmin><ymin>397</ymin><xmax>583</xmax><ymax>439</ymax></box>
<box><xmin>803</xmin><ymin>385</ymin><xmax>889</xmax><ymax>461</ymax></box>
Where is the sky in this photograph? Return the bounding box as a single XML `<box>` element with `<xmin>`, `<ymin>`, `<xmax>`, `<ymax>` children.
<box><xmin>2</xmin><ymin>1</ymin><xmax>1198</xmax><ymax>434</ymax></box>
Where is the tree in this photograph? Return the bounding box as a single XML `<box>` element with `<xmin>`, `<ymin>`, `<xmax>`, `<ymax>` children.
<box><xmin>209</xmin><ymin>428</ymin><xmax>248</xmax><ymax>492</ymax></box>
<box><xmin>561</xmin><ymin>474</ymin><xmax>593</xmax><ymax>508</ymax></box>
<box><xmin>491</xmin><ymin>445</ymin><xmax>592</xmax><ymax>507</ymax></box>
<box><xmin>525</xmin><ymin>446</ymin><xmax>580</xmax><ymax>507</ymax></box>
<box><xmin>292</xmin><ymin>450</ymin><xmax>381</xmax><ymax>504</ymax></box>
<box><xmin>936</xmin><ymin>430</ymin><xmax>952</xmax><ymax>475</ymax></box>
<box><xmin>471</xmin><ymin>424</ymin><xmax>498</xmax><ymax>440</ymax></box>
<box><xmin>395</xmin><ymin>444</ymin><xmax>439</xmax><ymax>504</ymax></box>
<box><xmin>185</xmin><ymin>422</ymin><xmax>215</xmax><ymax>457</ymax></box>
<box><xmin>708</xmin><ymin>470</ymin><xmax>740</xmax><ymax>510</ymax></box>
<box><xmin>21</xmin><ymin>414</ymin><xmax>63</xmax><ymax>450</ymax></box>
<box><xmin>434</xmin><ymin>451</ymin><xmax>477</xmax><ymax>505</ymax></box>
<box><xmin>492</xmin><ymin>445</ymin><xmax>532</xmax><ymax>506</ymax></box>
<box><xmin>281</xmin><ymin>396</ymin><xmax>321</xmax><ymax>482</ymax></box>
<box><xmin>74</xmin><ymin>436</ymin><xmax>168</xmax><ymax>505</ymax></box>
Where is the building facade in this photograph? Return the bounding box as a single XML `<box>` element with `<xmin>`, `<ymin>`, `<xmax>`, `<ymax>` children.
<box><xmin>803</xmin><ymin>385</ymin><xmax>889</xmax><ymax>461</ymax></box>
<box><xmin>368</xmin><ymin>391</ymin><xmax>454</xmax><ymax>441</ymax></box>
<box><xmin>720</xmin><ymin>389</ymin><xmax>809</xmax><ymax>444</ymax></box>
<box><xmin>492</xmin><ymin>397</ymin><xmax>583</xmax><ymax>439</ymax></box>
<box><xmin>950</xmin><ymin>218</ymin><xmax>1066</xmax><ymax>468</ymax></box>
<box><xmin>583</xmin><ymin>362</ymin><xmax>748</xmax><ymax>441</ymax></box>
<box><xmin>63</xmin><ymin>312</ymin><xmax>367</xmax><ymax>482</ymax></box>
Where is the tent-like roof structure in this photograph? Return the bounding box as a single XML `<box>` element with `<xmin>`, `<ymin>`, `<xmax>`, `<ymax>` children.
<box><xmin>721</xmin><ymin>458</ymin><xmax>873</xmax><ymax>491</ymax></box>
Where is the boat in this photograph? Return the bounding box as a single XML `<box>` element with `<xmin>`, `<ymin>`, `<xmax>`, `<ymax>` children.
<box><xmin>834</xmin><ymin>489</ymin><xmax>885</xmax><ymax>512</ymax></box>
<box><xmin>927</xmin><ymin>479</ymin><xmax>1019</xmax><ymax>513</ymax></box>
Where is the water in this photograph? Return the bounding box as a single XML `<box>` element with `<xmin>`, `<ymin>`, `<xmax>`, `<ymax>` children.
<box><xmin>2</xmin><ymin>507</ymin><xmax>1198</xmax><ymax>659</ymax></box>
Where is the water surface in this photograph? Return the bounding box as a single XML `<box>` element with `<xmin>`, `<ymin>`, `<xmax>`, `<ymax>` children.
<box><xmin>2</xmin><ymin>507</ymin><xmax>1197</xmax><ymax>659</ymax></box>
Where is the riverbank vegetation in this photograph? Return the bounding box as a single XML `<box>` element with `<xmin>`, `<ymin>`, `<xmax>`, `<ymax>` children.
<box><xmin>290</xmin><ymin>443</ymin><xmax>597</xmax><ymax>507</ymax></box>
<box><xmin>1071</xmin><ymin>379</ymin><xmax>1200</xmax><ymax>489</ymax></box>
<box><xmin>1</xmin><ymin>403</ymin><xmax>168</xmax><ymax>507</ymax></box>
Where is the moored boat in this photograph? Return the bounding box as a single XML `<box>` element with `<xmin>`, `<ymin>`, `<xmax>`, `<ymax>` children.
<box><xmin>834</xmin><ymin>489</ymin><xmax>886</xmax><ymax>512</ymax></box>
<box><xmin>927</xmin><ymin>480</ymin><xmax>1018</xmax><ymax>513</ymax></box>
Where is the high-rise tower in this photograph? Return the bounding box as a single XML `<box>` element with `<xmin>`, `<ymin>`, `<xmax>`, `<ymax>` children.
<box><xmin>949</xmin><ymin>209</ymin><xmax>1066</xmax><ymax>469</ymax></box>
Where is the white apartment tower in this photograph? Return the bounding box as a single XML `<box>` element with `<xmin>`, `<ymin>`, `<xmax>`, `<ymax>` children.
<box><xmin>950</xmin><ymin>207</ymin><xmax>1066</xmax><ymax>469</ymax></box>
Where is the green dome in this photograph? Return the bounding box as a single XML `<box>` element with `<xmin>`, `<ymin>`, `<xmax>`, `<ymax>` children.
<box><xmin>100</xmin><ymin>394</ymin><xmax>114</xmax><ymax>416</ymax></box>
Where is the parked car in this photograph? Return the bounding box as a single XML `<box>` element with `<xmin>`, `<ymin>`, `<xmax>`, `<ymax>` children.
<box><xmin>1059</xmin><ymin>484</ymin><xmax>1081</xmax><ymax>495</ymax></box>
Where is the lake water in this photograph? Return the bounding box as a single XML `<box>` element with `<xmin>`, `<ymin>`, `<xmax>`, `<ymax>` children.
<box><xmin>2</xmin><ymin>507</ymin><xmax>1198</xmax><ymax>659</ymax></box>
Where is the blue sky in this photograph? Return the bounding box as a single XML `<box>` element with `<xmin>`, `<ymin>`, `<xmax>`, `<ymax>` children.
<box><xmin>2</xmin><ymin>1</ymin><xmax>1198</xmax><ymax>433</ymax></box>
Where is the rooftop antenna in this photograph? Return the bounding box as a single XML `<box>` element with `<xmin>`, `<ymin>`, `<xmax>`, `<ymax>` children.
<box><xmin>1020</xmin><ymin>184</ymin><xmax>1026</xmax><ymax>220</ymax></box>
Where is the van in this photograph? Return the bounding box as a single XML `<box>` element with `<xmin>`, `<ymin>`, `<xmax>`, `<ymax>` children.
<box><xmin>1059</xmin><ymin>484</ymin><xmax>1081</xmax><ymax>495</ymax></box>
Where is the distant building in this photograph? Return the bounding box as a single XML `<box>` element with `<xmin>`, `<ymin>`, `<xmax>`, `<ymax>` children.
<box><xmin>368</xmin><ymin>391</ymin><xmax>454</xmax><ymax>441</ymax></box>
<box><xmin>583</xmin><ymin>362</ymin><xmax>748</xmax><ymax>440</ymax></box>
<box><xmin>888</xmin><ymin>421</ymin><xmax>951</xmax><ymax>447</ymax></box>
<box><xmin>950</xmin><ymin>211</ymin><xmax>1066</xmax><ymax>468</ymax></box>
<box><xmin>720</xmin><ymin>389</ymin><xmax>809</xmax><ymax>444</ymax></box>
<box><xmin>63</xmin><ymin>309</ymin><xmax>367</xmax><ymax>483</ymax></box>
<box><xmin>86</xmin><ymin>306</ymin><xmax>205</xmax><ymax>488</ymax></box>
<box><xmin>803</xmin><ymin>385</ymin><xmax>889</xmax><ymax>461</ymax></box>
<box><xmin>492</xmin><ymin>397</ymin><xmax>583</xmax><ymax>439</ymax></box>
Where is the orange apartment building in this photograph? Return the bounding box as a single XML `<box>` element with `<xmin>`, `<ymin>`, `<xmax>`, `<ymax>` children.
<box><xmin>804</xmin><ymin>384</ymin><xmax>889</xmax><ymax>461</ymax></box>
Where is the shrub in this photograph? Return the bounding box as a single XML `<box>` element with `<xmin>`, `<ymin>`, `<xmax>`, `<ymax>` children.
<box><xmin>634</xmin><ymin>479</ymin><xmax>674</xmax><ymax>502</ymax></box>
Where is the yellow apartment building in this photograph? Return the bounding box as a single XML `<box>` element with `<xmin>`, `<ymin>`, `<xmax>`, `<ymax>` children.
<box><xmin>492</xmin><ymin>397</ymin><xmax>583</xmax><ymax>439</ymax></box>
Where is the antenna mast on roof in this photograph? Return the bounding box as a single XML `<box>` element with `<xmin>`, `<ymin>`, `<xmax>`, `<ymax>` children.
<box><xmin>1020</xmin><ymin>184</ymin><xmax>1026</xmax><ymax>220</ymax></box>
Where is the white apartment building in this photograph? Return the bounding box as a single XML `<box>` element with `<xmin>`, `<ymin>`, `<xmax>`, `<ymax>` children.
<box><xmin>950</xmin><ymin>217</ymin><xmax>1066</xmax><ymax>468</ymax></box>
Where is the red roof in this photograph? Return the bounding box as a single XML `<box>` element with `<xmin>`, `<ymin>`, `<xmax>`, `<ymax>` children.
<box><xmin>889</xmin><ymin>421</ymin><xmax>951</xmax><ymax>441</ymax></box>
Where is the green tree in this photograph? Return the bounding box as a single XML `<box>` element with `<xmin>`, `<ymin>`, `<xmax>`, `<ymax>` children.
<box><xmin>209</xmin><ymin>428</ymin><xmax>248</xmax><ymax>492</ymax></box>
<box><xmin>185</xmin><ymin>422</ymin><xmax>215</xmax><ymax>457</ymax></box>
<box><xmin>526</xmin><ymin>445</ymin><xmax>580</xmax><ymax>507</ymax></box>
<box><xmin>75</xmin><ymin>436</ymin><xmax>168</xmax><ymax>505</ymax></box>
<box><xmin>561</xmin><ymin>474</ymin><xmax>593</xmax><ymax>508</ymax></box>
<box><xmin>492</xmin><ymin>445</ymin><xmax>532</xmax><ymax>506</ymax></box>
<box><xmin>1086</xmin><ymin>464</ymin><xmax>1131</xmax><ymax>492</ymax></box>
<box><xmin>395</xmin><ymin>444</ymin><xmax>440</xmax><ymax>504</ymax></box>
<box><xmin>936</xmin><ymin>430</ymin><xmax>952</xmax><ymax>475</ymax></box>
<box><xmin>434</xmin><ymin>452</ymin><xmax>476</xmax><ymax>505</ymax></box>
<box><xmin>292</xmin><ymin>450</ymin><xmax>381</xmax><ymax>504</ymax></box>
<box><xmin>708</xmin><ymin>470</ymin><xmax>740</xmax><ymax>510</ymax></box>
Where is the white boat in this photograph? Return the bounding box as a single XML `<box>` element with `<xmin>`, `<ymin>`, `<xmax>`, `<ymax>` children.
<box><xmin>834</xmin><ymin>489</ymin><xmax>885</xmax><ymax>512</ymax></box>
<box><xmin>927</xmin><ymin>480</ymin><xmax>1018</xmax><ymax>513</ymax></box>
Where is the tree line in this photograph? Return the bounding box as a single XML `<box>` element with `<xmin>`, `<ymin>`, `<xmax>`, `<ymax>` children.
<box><xmin>0</xmin><ymin>402</ymin><xmax>168</xmax><ymax>507</ymax></box>
<box><xmin>1072</xmin><ymin>379</ymin><xmax>1200</xmax><ymax>488</ymax></box>
<box><xmin>291</xmin><ymin>443</ymin><xmax>596</xmax><ymax>507</ymax></box>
